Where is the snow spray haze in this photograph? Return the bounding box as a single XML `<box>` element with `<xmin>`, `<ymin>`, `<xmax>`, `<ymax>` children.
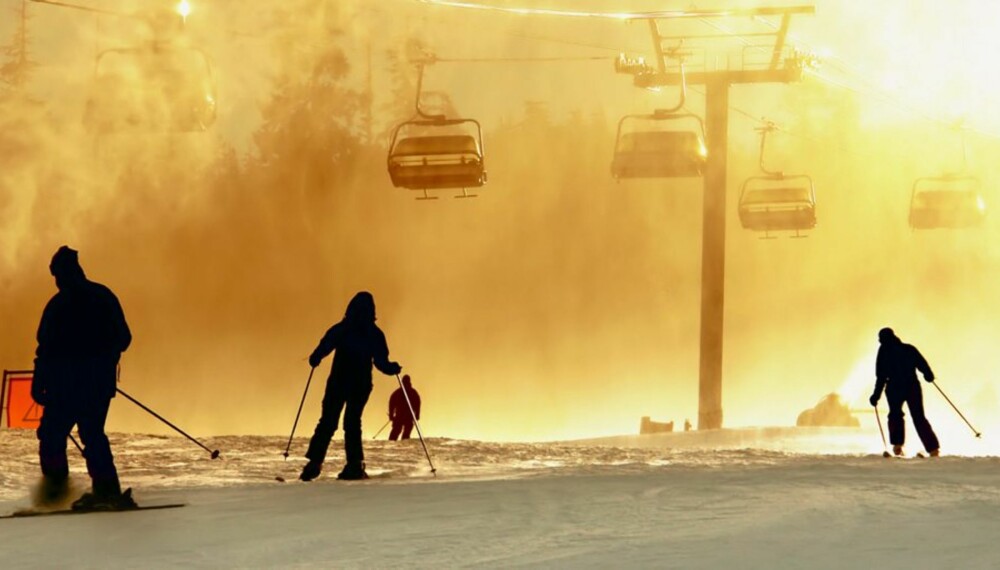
<box><xmin>1</xmin><ymin>0</ymin><xmax>998</xmax><ymax>445</ymax></box>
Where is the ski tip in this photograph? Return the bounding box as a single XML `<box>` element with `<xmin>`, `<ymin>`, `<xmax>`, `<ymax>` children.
<box><xmin>275</xmin><ymin>476</ymin><xmax>286</xmax><ymax>483</ymax></box>
<box><xmin>882</xmin><ymin>451</ymin><xmax>892</xmax><ymax>458</ymax></box>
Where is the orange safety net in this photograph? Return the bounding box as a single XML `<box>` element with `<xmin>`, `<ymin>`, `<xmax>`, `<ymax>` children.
<box><xmin>3</xmin><ymin>373</ymin><xmax>43</xmax><ymax>429</ymax></box>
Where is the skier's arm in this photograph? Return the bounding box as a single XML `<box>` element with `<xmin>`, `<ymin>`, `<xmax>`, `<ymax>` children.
<box><xmin>309</xmin><ymin>324</ymin><xmax>340</xmax><ymax>367</ymax></box>
<box><xmin>372</xmin><ymin>328</ymin><xmax>401</xmax><ymax>375</ymax></box>
<box><xmin>109</xmin><ymin>291</ymin><xmax>132</xmax><ymax>355</ymax></box>
<box><xmin>32</xmin><ymin>301</ymin><xmax>56</xmax><ymax>405</ymax></box>
<box><xmin>871</xmin><ymin>347</ymin><xmax>888</xmax><ymax>405</ymax></box>
<box><xmin>914</xmin><ymin>347</ymin><xmax>935</xmax><ymax>382</ymax></box>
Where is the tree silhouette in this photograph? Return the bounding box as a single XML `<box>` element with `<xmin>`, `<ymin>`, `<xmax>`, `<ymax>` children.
<box><xmin>249</xmin><ymin>0</ymin><xmax>367</xmax><ymax>206</ymax></box>
<box><xmin>0</xmin><ymin>0</ymin><xmax>37</xmax><ymax>97</ymax></box>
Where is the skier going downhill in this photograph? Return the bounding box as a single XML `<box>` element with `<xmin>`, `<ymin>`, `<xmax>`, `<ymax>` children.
<box><xmin>33</xmin><ymin>246</ymin><xmax>135</xmax><ymax>510</ymax></box>
<box><xmin>300</xmin><ymin>292</ymin><xmax>402</xmax><ymax>481</ymax></box>
<box><xmin>869</xmin><ymin>327</ymin><xmax>941</xmax><ymax>457</ymax></box>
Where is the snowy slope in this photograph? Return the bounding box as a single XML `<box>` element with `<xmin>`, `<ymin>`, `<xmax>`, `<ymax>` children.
<box><xmin>1</xmin><ymin>429</ymin><xmax>998</xmax><ymax>569</ymax></box>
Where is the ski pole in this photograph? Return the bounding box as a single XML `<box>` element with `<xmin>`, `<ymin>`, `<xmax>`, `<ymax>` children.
<box><xmin>283</xmin><ymin>367</ymin><xmax>315</xmax><ymax>459</ymax></box>
<box><xmin>116</xmin><ymin>388</ymin><xmax>221</xmax><ymax>459</ymax></box>
<box><xmin>874</xmin><ymin>405</ymin><xmax>890</xmax><ymax>458</ymax></box>
<box><xmin>372</xmin><ymin>418</ymin><xmax>391</xmax><ymax>440</ymax></box>
<box><xmin>932</xmin><ymin>382</ymin><xmax>982</xmax><ymax>438</ymax></box>
<box><xmin>397</xmin><ymin>373</ymin><xmax>436</xmax><ymax>476</ymax></box>
<box><xmin>68</xmin><ymin>433</ymin><xmax>84</xmax><ymax>455</ymax></box>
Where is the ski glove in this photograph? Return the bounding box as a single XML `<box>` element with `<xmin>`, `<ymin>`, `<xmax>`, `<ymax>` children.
<box><xmin>308</xmin><ymin>354</ymin><xmax>322</xmax><ymax>368</ymax></box>
<box><xmin>388</xmin><ymin>362</ymin><xmax>402</xmax><ymax>375</ymax></box>
<box><xmin>31</xmin><ymin>359</ymin><xmax>49</xmax><ymax>406</ymax></box>
<box><xmin>869</xmin><ymin>394</ymin><xmax>879</xmax><ymax>407</ymax></box>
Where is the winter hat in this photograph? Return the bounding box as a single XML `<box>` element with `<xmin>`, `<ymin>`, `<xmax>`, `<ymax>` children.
<box><xmin>878</xmin><ymin>327</ymin><xmax>897</xmax><ymax>343</ymax></box>
<box><xmin>50</xmin><ymin>245</ymin><xmax>84</xmax><ymax>278</ymax></box>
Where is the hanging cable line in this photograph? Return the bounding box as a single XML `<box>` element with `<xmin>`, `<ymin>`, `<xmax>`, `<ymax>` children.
<box><xmin>508</xmin><ymin>31</ymin><xmax>648</xmax><ymax>55</ymax></box>
<box><xmin>413</xmin><ymin>0</ymin><xmax>815</xmax><ymax>21</ymax></box>
<box><xmin>433</xmin><ymin>55</ymin><xmax>614</xmax><ymax>63</ymax></box>
<box><xmin>413</xmin><ymin>0</ymin><xmax>649</xmax><ymax>20</ymax></box>
<box><xmin>411</xmin><ymin>0</ymin><xmax>1000</xmax><ymax>155</ymax></box>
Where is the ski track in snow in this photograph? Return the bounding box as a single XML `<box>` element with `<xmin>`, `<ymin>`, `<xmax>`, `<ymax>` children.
<box><xmin>2</xmin><ymin>429</ymin><xmax>999</xmax><ymax>568</ymax></box>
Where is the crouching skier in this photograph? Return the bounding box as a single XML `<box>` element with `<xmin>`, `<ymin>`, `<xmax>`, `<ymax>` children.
<box><xmin>33</xmin><ymin>246</ymin><xmax>136</xmax><ymax>510</ymax></box>
<box><xmin>300</xmin><ymin>292</ymin><xmax>402</xmax><ymax>481</ymax></box>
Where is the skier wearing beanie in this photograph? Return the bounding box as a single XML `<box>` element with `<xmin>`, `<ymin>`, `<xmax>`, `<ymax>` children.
<box><xmin>33</xmin><ymin>246</ymin><xmax>134</xmax><ymax>510</ymax></box>
<box><xmin>870</xmin><ymin>327</ymin><xmax>940</xmax><ymax>457</ymax></box>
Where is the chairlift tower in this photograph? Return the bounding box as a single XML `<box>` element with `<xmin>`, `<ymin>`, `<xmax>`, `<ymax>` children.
<box><xmin>618</xmin><ymin>6</ymin><xmax>815</xmax><ymax>430</ymax></box>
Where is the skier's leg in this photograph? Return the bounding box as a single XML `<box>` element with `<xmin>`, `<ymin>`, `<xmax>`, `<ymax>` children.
<box><xmin>36</xmin><ymin>402</ymin><xmax>73</xmax><ymax>504</ymax></box>
<box><xmin>342</xmin><ymin>384</ymin><xmax>373</xmax><ymax>466</ymax></box>
<box><xmin>907</xmin><ymin>384</ymin><xmax>940</xmax><ymax>453</ymax></box>
<box><xmin>402</xmin><ymin>422</ymin><xmax>414</xmax><ymax>440</ymax></box>
<box><xmin>886</xmin><ymin>387</ymin><xmax>906</xmax><ymax>448</ymax></box>
<box><xmin>388</xmin><ymin>422</ymin><xmax>402</xmax><ymax>441</ymax></box>
<box><xmin>76</xmin><ymin>395</ymin><xmax>121</xmax><ymax>498</ymax></box>
<box><xmin>305</xmin><ymin>382</ymin><xmax>346</xmax><ymax>464</ymax></box>
<box><xmin>37</xmin><ymin>403</ymin><xmax>72</xmax><ymax>478</ymax></box>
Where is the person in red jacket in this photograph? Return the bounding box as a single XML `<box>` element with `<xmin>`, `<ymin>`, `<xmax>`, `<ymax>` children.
<box><xmin>869</xmin><ymin>327</ymin><xmax>940</xmax><ymax>457</ymax></box>
<box><xmin>388</xmin><ymin>375</ymin><xmax>420</xmax><ymax>441</ymax></box>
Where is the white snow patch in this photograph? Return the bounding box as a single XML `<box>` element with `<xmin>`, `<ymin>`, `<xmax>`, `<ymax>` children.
<box><xmin>1</xmin><ymin>429</ymin><xmax>997</xmax><ymax>568</ymax></box>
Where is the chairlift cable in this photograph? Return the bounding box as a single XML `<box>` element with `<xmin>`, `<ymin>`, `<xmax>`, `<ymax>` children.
<box><xmin>507</xmin><ymin>31</ymin><xmax>649</xmax><ymax>56</ymax></box>
<box><xmin>433</xmin><ymin>55</ymin><xmax>614</xmax><ymax>63</ymax></box>
<box><xmin>412</xmin><ymin>0</ymin><xmax>814</xmax><ymax>21</ymax></box>
<box><xmin>412</xmin><ymin>0</ymin><xmax>1000</xmax><ymax>141</ymax></box>
<box><xmin>412</xmin><ymin>0</ymin><xmax>739</xmax><ymax>21</ymax></box>
<box><xmin>28</xmin><ymin>0</ymin><xmax>122</xmax><ymax>17</ymax></box>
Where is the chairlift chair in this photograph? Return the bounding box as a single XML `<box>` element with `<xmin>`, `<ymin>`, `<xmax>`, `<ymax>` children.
<box><xmin>738</xmin><ymin>175</ymin><xmax>817</xmax><ymax>236</ymax></box>
<box><xmin>387</xmin><ymin>118</ymin><xmax>486</xmax><ymax>199</ymax></box>
<box><xmin>909</xmin><ymin>175</ymin><xmax>986</xmax><ymax>229</ymax></box>
<box><xmin>738</xmin><ymin>122</ymin><xmax>817</xmax><ymax>237</ymax></box>
<box><xmin>84</xmin><ymin>46</ymin><xmax>217</xmax><ymax>133</ymax></box>
<box><xmin>611</xmin><ymin>111</ymin><xmax>707</xmax><ymax>179</ymax></box>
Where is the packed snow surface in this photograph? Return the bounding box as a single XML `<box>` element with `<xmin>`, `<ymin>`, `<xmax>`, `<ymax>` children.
<box><xmin>1</xmin><ymin>428</ymin><xmax>998</xmax><ymax>568</ymax></box>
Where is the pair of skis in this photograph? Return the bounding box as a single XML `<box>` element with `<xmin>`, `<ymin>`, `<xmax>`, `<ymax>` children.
<box><xmin>0</xmin><ymin>489</ymin><xmax>185</xmax><ymax>520</ymax></box>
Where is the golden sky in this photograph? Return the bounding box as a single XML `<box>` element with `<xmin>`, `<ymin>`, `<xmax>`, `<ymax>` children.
<box><xmin>1</xmin><ymin>0</ymin><xmax>999</xmax><ymax>442</ymax></box>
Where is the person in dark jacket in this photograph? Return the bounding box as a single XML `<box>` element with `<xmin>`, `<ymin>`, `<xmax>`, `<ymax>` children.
<box><xmin>300</xmin><ymin>292</ymin><xmax>402</xmax><ymax>481</ymax></box>
<box><xmin>33</xmin><ymin>246</ymin><xmax>134</xmax><ymax>509</ymax></box>
<box><xmin>869</xmin><ymin>327</ymin><xmax>940</xmax><ymax>457</ymax></box>
<box><xmin>388</xmin><ymin>374</ymin><xmax>420</xmax><ymax>441</ymax></box>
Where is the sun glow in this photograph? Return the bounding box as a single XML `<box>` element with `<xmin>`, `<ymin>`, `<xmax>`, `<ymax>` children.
<box><xmin>849</xmin><ymin>2</ymin><xmax>1000</xmax><ymax>131</ymax></box>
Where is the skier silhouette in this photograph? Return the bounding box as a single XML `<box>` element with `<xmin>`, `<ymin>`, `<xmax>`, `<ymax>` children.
<box><xmin>388</xmin><ymin>374</ymin><xmax>420</xmax><ymax>441</ymax></box>
<box><xmin>869</xmin><ymin>327</ymin><xmax>940</xmax><ymax>457</ymax></box>
<box><xmin>33</xmin><ymin>246</ymin><xmax>134</xmax><ymax>510</ymax></box>
<box><xmin>300</xmin><ymin>292</ymin><xmax>402</xmax><ymax>481</ymax></box>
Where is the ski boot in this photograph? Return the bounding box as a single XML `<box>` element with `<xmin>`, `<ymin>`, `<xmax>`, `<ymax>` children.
<box><xmin>35</xmin><ymin>473</ymin><xmax>70</xmax><ymax>507</ymax></box>
<box><xmin>892</xmin><ymin>445</ymin><xmax>904</xmax><ymax>457</ymax></box>
<box><xmin>928</xmin><ymin>448</ymin><xmax>940</xmax><ymax>457</ymax></box>
<box><xmin>337</xmin><ymin>462</ymin><xmax>369</xmax><ymax>481</ymax></box>
<box><xmin>299</xmin><ymin>460</ymin><xmax>323</xmax><ymax>482</ymax></box>
<box><xmin>72</xmin><ymin>487</ymin><xmax>138</xmax><ymax>512</ymax></box>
